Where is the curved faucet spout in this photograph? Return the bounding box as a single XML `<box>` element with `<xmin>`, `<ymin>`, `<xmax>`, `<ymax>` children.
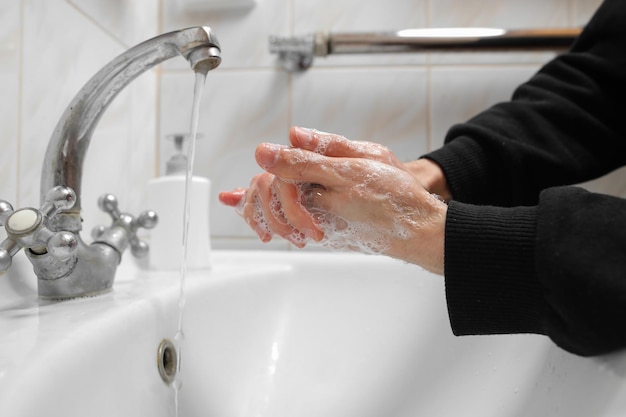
<box><xmin>42</xmin><ymin>26</ymin><xmax>221</xmax><ymax>232</ymax></box>
<box><xmin>14</xmin><ymin>26</ymin><xmax>222</xmax><ymax>299</ymax></box>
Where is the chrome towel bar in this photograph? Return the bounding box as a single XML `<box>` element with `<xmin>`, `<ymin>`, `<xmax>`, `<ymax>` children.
<box><xmin>269</xmin><ymin>27</ymin><xmax>582</xmax><ymax>71</ymax></box>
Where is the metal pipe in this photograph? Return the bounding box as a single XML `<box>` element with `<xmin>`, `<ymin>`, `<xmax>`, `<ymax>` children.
<box><xmin>269</xmin><ymin>27</ymin><xmax>582</xmax><ymax>71</ymax></box>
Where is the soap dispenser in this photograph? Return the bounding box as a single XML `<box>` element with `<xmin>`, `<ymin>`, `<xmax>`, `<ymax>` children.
<box><xmin>147</xmin><ymin>134</ymin><xmax>211</xmax><ymax>270</ymax></box>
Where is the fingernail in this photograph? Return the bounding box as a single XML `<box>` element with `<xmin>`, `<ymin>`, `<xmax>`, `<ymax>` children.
<box><xmin>254</xmin><ymin>225</ymin><xmax>272</xmax><ymax>242</ymax></box>
<box><xmin>294</xmin><ymin>127</ymin><xmax>314</xmax><ymax>147</ymax></box>
<box><xmin>256</xmin><ymin>143</ymin><xmax>284</xmax><ymax>169</ymax></box>
<box><xmin>302</xmin><ymin>227</ymin><xmax>323</xmax><ymax>242</ymax></box>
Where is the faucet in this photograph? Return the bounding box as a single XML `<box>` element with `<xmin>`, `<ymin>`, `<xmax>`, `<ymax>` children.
<box><xmin>0</xmin><ymin>27</ymin><xmax>221</xmax><ymax>299</ymax></box>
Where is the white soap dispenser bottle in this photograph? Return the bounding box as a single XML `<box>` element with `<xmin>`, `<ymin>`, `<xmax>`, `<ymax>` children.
<box><xmin>147</xmin><ymin>134</ymin><xmax>211</xmax><ymax>270</ymax></box>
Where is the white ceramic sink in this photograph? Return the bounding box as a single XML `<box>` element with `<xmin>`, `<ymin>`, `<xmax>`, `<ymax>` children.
<box><xmin>1</xmin><ymin>251</ymin><xmax>626</xmax><ymax>417</ymax></box>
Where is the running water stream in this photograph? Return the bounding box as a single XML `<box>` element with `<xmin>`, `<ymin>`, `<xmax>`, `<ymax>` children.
<box><xmin>173</xmin><ymin>70</ymin><xmax>207</xmax><ymax>417</ymax></box>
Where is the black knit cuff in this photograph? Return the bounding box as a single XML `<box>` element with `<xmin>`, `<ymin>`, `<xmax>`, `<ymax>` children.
<box><xmin>423</xmin><ymin>136</ymin><xmax>494</xmax><ymax>204</ymax></box>
<box><xmin>444</xmin><ymin>201</ymin><xmax>546</xmax><ymax>336</ymax></box>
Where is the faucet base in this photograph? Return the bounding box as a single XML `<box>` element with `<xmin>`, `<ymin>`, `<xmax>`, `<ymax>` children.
<box><xmin>38</xmin><ymin>286</ymin><xmax>113</xmax><ymax>301</ymax></box>
<box><xmin>28</xmin><ymin>241</ymin><xmax>120</xmax><ymax>300</ymax></box>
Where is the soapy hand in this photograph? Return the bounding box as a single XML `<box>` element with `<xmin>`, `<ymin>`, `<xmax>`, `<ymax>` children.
<box><xmin>218</xmin><ymin>127</ymin><xmax>447</xmax><ymax>274</ymax></box>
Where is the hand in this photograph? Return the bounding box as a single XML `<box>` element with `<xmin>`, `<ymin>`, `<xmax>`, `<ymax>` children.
<box><xmin>287</xmin><ymin>126</ymin><xmax>452</xmax><ymax>201</ymax></box>
<box><xmin>404</xmin><ymin>159</ymin><xmax>453</xmax><ymax>202</ymax></box>
<box><xmin>218</xmin><ymin>171</ymin><xmax>323</xmax><ymax>248</ymax></box>
<box><xmin>219</xmin><ymin>127</ymin><xmax>447</xmax><ymax>274</ymax></box>
<box><xmin>218</xmin><ymin>127</ymin><xmax>409</xmax><ymax>246</ymax></box>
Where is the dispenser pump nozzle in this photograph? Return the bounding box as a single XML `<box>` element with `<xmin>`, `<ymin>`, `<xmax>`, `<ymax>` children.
<box><xmin>165</xmin><ymin>134</ymin><xmax>188</xmax><ymax>175</ymax></box>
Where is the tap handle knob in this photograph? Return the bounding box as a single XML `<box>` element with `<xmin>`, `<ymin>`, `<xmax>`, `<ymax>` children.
<box><xmin>95</xmin><ymin>194</ymin><xmax>158</xmax><ymax>258</ymax></box>
<box><xmin>0</xmin><ymin>200</ymin><xmax>16</xmax><ymax>270</ymax></box>
<box><xmin>97</xmin><ymin>194</ymin><xmax>122</xmax><ymax>219</ymax></box>
<box><xmin>38</xmin><ymin>186</ymin><xmax>78</xmax><ymax>258</ymax></box>
<box><xmin>129</xmin><ymin>210</ymin><xmax>159</xmax><ymax>258</ymax></box>
<box><xmin>41</xmin><ymin>186</ymin><xmax>77</xmax><ymax>218</ymax></box>
<box><xmin>0</xmin><ymin>188</ymin><xmax>78</xmax><ymax>271</ymax></box>
<box><xmin>0</xmin><ymin>239</ymin><xmax>19</xmax><ymax>271</ymax></box>
<box><xmin>42</xmin><ymin>230</ymin><xmax>78</xmax><ymax>259</ymax></box>
<box><xmin>0</xmin><ymin>200</ymin><xmax>14</xmax><ymax>226</ymax></box>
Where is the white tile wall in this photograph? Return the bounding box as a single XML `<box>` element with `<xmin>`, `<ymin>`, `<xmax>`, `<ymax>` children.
<box><xmin>572</xmin><ymin>0</ymin><xmax>604</xmax><ymax>25</ymax></box>
<box><xmin>0</xmin><ymin>0</ymin><xmax>617</xmax><ymax>254</ymax></box>
<box><xmin>429</xmin><ymin>65</ymin><xmax>540</xmax><ymax>149</ymax></box>
<box><xmin>68</xmin><ymin>0</ymin><xmax>159</xmax><ymax>47</ymax></box>
<box><xmin>0</xmin><ymin>0</ymin><xmax>19</xmax><ymax>211</ymax></box>
<box><xmin>430</xmin><ymin>0</ymin><xmax>570</xmax><ymax>28</ymax></box>
<box><xmin>291</xmin><ymin>67</ymin><xmax>429</xmax><ymax>157</ymax></box>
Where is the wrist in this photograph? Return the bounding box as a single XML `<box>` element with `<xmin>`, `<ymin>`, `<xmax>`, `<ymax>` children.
<box><xmin>404</xmin><ymin>159</ymin><xmax>452</xmax><ymax>201</ymax></box>
<box><xmin>388</xmin><ymin>191</ymin><xmax>447</xmax><ymax>275</ymax></box>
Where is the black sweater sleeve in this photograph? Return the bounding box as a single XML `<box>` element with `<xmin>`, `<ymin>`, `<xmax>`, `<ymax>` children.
<box><xmin>427</xmin><ymin>0</ymin><xmax>626</xmax><ymax>207</ymax></box>
<box><xmin>445</xmin><ymin>188</ymin><xmax>626</xmax><ymax>356</ymax></box>
<box><xmin>424</xmin><ymin>0</ymin><xmax>626</xmax><ymax>356</ymax></box>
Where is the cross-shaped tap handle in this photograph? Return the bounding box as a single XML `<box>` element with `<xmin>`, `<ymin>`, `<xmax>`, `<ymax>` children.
<box><xmin>0</xmin><ymin>186</ymin><xmax>78</xmax><ymax>271</ymax></box>
<box><xmin>92</xmin><ymin>194</ymin><xmax>158</xmax><ymax>258</ymax></box>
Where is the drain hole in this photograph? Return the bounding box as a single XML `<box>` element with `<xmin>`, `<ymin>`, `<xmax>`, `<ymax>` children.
<box><xmin>157</xmin><ymin>339</ymin><xmax>178</xmax><ymax>385</ymax></box>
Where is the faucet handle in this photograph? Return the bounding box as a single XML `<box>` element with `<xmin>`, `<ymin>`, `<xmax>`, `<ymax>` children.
<box><xmin>0</xmin><ymin>200</ymin><xmax>17</xmax><ymax>271</ymax></box>
<box><xmin>41</xmin><ymin>186</ymin><xmax>77</xmax><ymax>218</ymax></box>
<box><xmin>0</xmin><ymin>200</ymin><xmax>14</xmax><ymax>226</ymax></box>
<box><xmin>93</xmin><ymin>194</ymin><xmax>158</xmax><ymax>258</ymax></box>
<box><xmin>0</xmin><ymin>186</ymin><xmax>79</xmax><ymax>271</ymax></box>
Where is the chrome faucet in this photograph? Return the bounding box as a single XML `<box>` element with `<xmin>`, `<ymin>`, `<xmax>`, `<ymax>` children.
<box><xmin>0</xmin><ymin>27</ymin><xmax>221</xmax><ymax>299</ymax></box>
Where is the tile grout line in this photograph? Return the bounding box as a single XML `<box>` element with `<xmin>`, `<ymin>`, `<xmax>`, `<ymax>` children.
<box><xmin>65</xmin><ymin>0</ymin><xmax>128</xmax><ymax>48</ymax></box>
<box><xmin>155</xmin><ymin>0</ymin><xmax>164</xmax><ymax>177</ymax></box>
<box><xmin>16</xmin><ymin>0</ymin><xmax>24</xmax><ymax>206</ymax></box>
<box><xmin>425</xmin><ymin>0</ymin><xmax>433</xmax><ymax>152</ymax></box>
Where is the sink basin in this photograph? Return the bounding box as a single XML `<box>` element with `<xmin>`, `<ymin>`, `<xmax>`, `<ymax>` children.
<box><xmin>1</xmin><ymin>251</ymin><xmax>626</xmax><ymax>416</ymax></box>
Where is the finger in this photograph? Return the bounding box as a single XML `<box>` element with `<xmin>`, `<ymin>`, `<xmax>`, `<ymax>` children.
<box><xmin>275</xmin><ymin>180</ymin><xmax>324</xmax><ymax>242</ymax></box>
<box><xmin>289</xmin><ymin>126</ymin><xmax>400</xmax><ymax>166</ymax></box>
<box><xmin>300</xmin><ymin>183</ymin><xmax>331</xmax><ymax>213</ymax></box>
<box><xmin>254</xmin><ymin>174</ymin><xmax>298</xmax><ymax>243</ymax></box>
<box><xmin>218</xmin><ymin>188</ymin><xmax>246</xmax><ymax>207</ymax></box>
<box><xmin>289</xmin><ymin>126</ymin><xmax>351</xmax><ymax>155</ymax></box>
<box><xmin>257</xmin><ymin>175</ymin><xmax>319</xmax><ymax>248</ymax></box>
<box><xmin>255</xmin><ymin>143</ymin><xmax>336</xmax><ymax>185</ymax></box>
<box><xmin>241</xmin><ymin>175</ymin><xmax>273</xmax><ymax>242</ymax></box>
